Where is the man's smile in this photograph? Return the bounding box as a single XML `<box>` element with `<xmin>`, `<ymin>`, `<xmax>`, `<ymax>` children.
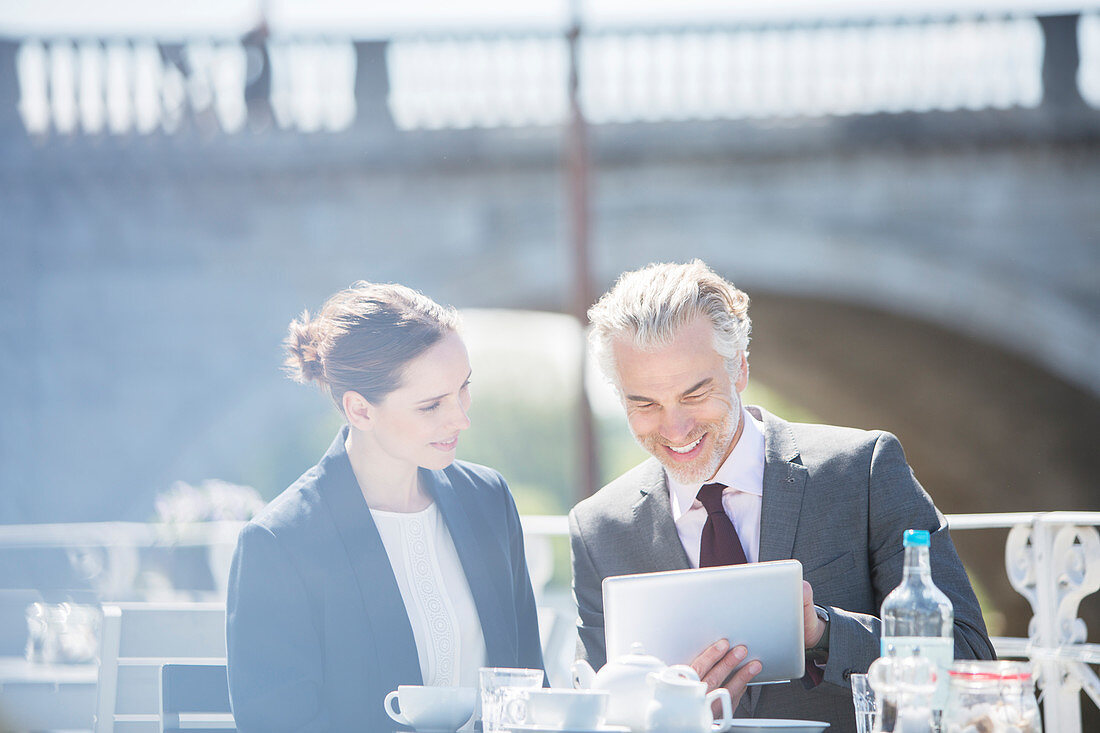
<box><xmin>664</xmin><ymin>433</ymin><xmax>706</xmax><ymax>461</ymax></box>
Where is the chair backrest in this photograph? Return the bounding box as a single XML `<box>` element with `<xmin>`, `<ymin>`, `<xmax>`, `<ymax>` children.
<box><xmin>536</xmin><ymin>604</ymin><xmax>580</xmax><ymax>688</ymax></box>
<box><xmin>160</xmin><ymin>663</ymin><xmax>235</xmax><ymax>733</ymax></box>
<box><xmin>94</xmin><ymin>603</ymin><xmax>226</xmax><ymax>733</ymax></box>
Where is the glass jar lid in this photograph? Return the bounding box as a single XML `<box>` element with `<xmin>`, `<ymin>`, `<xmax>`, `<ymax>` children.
<box><xmin>949</xmin><ymin>660</ymin><xmax>1033</xmax><ymax>683</ymax></box>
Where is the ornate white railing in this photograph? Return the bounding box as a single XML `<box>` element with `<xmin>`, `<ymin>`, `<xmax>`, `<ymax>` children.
<box><xmin>1001</xmin><ymin>512</ymin><xmax>1100</xmax><ymax>733</ymax></box>
<box><xmin>1</xmin><ymin>511</ymin><xmax>1097</xmax><ymax>728</ymax></box>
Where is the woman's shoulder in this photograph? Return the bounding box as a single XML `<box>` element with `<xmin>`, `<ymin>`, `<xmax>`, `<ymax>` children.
<box><xmin>439</xmin><ymin>460</ymin><xmax>519</xmax><ymax>517</ymax></box>
<box><xmin>442</xmin><ymin>459</ymin><xmax>508</xmax><ymax>491</ymax></box>
<box><xmin>246</xmin><ymin>466</ymin><xmax>330</xmax><ymax>542</ymax></box>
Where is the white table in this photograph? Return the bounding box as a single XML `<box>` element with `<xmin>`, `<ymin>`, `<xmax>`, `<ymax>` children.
<box><xmin>0</xmin><ymin>656</ymin><xmax>97</xmax><ymax>731</ymax></box>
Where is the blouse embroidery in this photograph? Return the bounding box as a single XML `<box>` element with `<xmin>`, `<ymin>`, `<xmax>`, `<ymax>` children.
<box><xmin>371</xmin><ymin>503</ymin><xmax>484</xmax><ymax>687</ymax></box>
<box><xmin>399</xmin><ymin>509</ymin><xmax>458</xmax><ymax>684</ymax></box>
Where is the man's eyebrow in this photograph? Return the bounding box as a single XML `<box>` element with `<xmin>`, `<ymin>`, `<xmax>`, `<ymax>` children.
<box><xmin>416</xmin><ymin>370</ymin><xmax>473</xmax><ymax>404</ymax></box>
<box><xmin>625</xmin><ymin>378</ymin><xmax>713</xmax><ymax>404</ymax></box>
<box><xmin>681</xmin><ymin>378</ymin><xmax>712</xmax><ymax>397</ymax></box>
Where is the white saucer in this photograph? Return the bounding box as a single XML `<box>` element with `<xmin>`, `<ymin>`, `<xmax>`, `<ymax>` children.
<box><xmin>507</xmin><ymin>724</ymin><xmax>629</xmax><ymax>733</ymax></box>
<box><xmin>726</xmin><ymin>719</ymin><xmax>830</xmax><ymax>733</ymax></box>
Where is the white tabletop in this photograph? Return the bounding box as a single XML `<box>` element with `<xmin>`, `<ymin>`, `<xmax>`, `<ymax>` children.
<box><xmin>0</xmin><ymin>655</ymin><xmax>98</xmax><ymax>685</ymax></box>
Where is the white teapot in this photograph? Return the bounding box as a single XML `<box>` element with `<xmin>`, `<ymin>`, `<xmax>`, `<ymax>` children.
<box><xmin>645</xmin><ymin>665</ymin><xmax>733</xmax><ymax>733</ymax></box>
<box><xmin>572</xmin><ymin>643</ymin><xmax>699</xmax><ymax>732</ymax></box>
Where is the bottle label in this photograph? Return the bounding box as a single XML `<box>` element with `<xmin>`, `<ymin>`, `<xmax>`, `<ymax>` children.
<box><xmin>881</xmin><ymin>636</ymin><xmax>953</xmax><ymax>710</ymax></box>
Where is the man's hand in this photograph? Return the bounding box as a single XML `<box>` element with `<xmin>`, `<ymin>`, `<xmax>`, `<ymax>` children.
<box><xmin>690</xmin><ymin>639</ymin><xmax>760</xmax><ymax>714</ymax></box>
<box><xmin>803</xmin><ymin>580</ymin><xmax>825</xmax><ymax>649</ymax></box>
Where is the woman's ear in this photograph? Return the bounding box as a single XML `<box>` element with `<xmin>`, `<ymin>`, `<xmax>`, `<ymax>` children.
<box><xmin>342</xmin><ymin>391</ymin><xmax>374</xmax><ymax>431</ymax></box>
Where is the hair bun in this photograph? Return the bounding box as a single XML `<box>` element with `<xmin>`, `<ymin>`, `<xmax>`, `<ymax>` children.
<box><xmin>284</xmin><ymin>311</ymin><xmax>327</xmax><ymax>384</ymax></box>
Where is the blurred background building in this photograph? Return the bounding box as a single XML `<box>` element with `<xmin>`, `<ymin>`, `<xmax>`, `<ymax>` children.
<box><xmin>1</xmin><ymin>0</ymin><xmax>1099</xmax><ymax>687</ymax></box>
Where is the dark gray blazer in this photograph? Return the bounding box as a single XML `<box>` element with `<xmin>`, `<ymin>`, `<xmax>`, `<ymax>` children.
<box><xmin>569</xmin><ymin>406</ymin><xmax>993</xmax><ymax>733</ymax></box>
<box><xmin>227</xmin><ymin>428</ymin><xmax>544</xmax><ymax>733</ymax></box>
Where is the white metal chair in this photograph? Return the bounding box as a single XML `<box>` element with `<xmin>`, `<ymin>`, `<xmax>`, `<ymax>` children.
<box><xmin>94</xmin><ymin>602</ymin><xmax>226</xmax><ymax>733</ymax></box>
<box><xmin>537</xmin><ymin>595</ymin><xmax>579</xmax><ymax>688</ymax></box>
<box><xmin>160</xmin><ymin>662</ymin><xmax>235</xmax><ymax>732</ymax></box>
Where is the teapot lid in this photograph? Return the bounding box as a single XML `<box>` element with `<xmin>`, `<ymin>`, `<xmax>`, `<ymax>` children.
<box><xmin>652</xmin><ymin>664</ymin><xmax>703</xmax><ymax>687</ymax></box>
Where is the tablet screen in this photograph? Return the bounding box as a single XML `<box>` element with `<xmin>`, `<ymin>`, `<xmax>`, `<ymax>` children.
<box><xmin>602</xmin><ymin>559</ymin><xmax>805</xmax><ymax>684</ymax></box>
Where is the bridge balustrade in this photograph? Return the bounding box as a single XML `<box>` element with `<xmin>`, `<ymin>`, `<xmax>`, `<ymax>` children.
<box><xmin>4</xmin><ymin>8</ymin><xmax>1098</xmax><ymax>136</ymax></box>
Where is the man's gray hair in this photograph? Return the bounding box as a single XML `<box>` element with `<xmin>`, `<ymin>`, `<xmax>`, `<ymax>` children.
<box><xmin>587</xmin><ymin>260</ymin><xmax>751</xmax><ymax>388</ymax></box>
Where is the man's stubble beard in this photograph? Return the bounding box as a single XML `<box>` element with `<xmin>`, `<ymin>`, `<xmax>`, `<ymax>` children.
<box><xmin>634</xmin><ymin>394</ymin><xmax>742</xmax><ymax>484</ymax></box>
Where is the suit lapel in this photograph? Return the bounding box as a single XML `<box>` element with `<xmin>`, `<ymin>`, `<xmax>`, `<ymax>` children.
<box><xmin>631</xmin><ymin>459</ymin><xmax>691</xmax><ymax>572</ymax></box>
<box><xmin>427</xmin><ymin>467</ymin><xmax>515</xmax><ymax>666</ymax></box>
<box><xmin>755</xmin><ymin>408</ymin><xmax>808</xmax><ymax>563</ymax></box>
<box><xmin>318</xmin><ymin>429</ymin><xmax>422</xmax><ymax>687</ymax></box>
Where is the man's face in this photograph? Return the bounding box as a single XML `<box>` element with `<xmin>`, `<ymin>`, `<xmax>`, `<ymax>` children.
<box><xmin>612</xmin><ymin>314</ymin><xmax>747</xmax><ymax>483</ymax></box>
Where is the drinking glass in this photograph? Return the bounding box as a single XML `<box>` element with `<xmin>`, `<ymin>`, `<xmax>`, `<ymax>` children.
<box><xmin>25</xmin><ymin>602</ymin><xmax>51</xmax><ymax>663</ymax></box>
<box><xmin>478</xmin><ymin>667</ymin><xmax>543</xmax><ymax>733</ymax></box>
<box><xmin>851</xmin><ymin>673</ymin><xmax>876</xmax><ymax>733</ymax></box>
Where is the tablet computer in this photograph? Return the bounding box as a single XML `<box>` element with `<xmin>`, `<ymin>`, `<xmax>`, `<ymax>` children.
<box><xmin>602</xmin><ymin>559</ymin><xmax>805</xmax><ymax>684</ymax></box>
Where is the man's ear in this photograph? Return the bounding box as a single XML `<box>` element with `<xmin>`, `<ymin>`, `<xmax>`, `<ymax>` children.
<box><xmin>734</xmin><ymin>352</ymin><xmax>749</xmax><ymax>393</ymax></box>
<box><xmin>342</xmin><ymin>390</ymin><xmax>374</xmax><ymax>431</ymax></box>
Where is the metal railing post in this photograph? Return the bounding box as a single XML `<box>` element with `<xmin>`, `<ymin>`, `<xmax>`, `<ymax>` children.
<box><xmin>1006</xmin><ymin>513</ymin><xmax>1100</xmax><ymax>733</ymax></box>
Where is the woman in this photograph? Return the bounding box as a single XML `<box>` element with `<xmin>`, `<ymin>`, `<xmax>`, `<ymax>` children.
<box><xmin>226</xmin><ymin>282</ymin><xmax>544</xmax><ymax>733</ymax></box>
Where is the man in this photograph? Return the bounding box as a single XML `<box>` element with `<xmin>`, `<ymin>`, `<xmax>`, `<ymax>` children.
<box><xmin>569</xmin><ymin>260</ymin><xmax>994</xmax><ymax>731</ymax></box>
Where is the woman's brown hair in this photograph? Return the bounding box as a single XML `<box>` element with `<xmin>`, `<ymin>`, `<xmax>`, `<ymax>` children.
<box><xmin>284</xmin><ymin>281</ymin><xmax>460</xmax><ymax>410</ymax></box>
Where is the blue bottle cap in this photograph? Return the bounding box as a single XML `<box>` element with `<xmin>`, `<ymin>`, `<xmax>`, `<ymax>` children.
<box><xmin>903</xmin><ymin>529</ymin><xmax>930</xmax><ymax>547</ymax></box>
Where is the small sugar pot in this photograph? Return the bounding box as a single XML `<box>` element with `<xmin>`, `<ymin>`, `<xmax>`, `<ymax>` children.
<box><xmin>944</xmin><ymin>661</ymin><xmax>1041</xmax><ymax>733</ymax></box>
<box><xmin>645</xmin><ymin>665</ymin><xmax>733</xmax><ymax>733</ymax></box>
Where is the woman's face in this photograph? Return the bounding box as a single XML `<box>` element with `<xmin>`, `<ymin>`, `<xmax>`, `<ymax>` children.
<box><xmin>368</xmin><ymin>330</ymin><xmax>473</xmax><ymax>472</ymax></box>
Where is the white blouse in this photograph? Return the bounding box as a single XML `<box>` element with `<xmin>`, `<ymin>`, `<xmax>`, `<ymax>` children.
<box><xmin>370</xmin><ymin>503</ymin><xmax>487</xmax><ymax>687</ymax></box>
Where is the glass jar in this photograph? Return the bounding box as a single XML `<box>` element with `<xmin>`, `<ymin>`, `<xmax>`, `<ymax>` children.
<box><xmin>944</xmin><ymin>661</ymin><xmax>1041</xmax><ymax>733</ymax></box>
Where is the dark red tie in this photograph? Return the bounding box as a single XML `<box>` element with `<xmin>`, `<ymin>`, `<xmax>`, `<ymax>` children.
<box><xmin>697</xmin><ymin>482</ymin><xmax>748</xmax><ymax>567</ymax></box>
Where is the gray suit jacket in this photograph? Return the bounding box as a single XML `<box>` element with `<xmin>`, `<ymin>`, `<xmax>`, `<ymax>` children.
<box><xmin>569</xmin><ymin>407</ymin><xmax>994</xmax><ymax>733</ymax></box>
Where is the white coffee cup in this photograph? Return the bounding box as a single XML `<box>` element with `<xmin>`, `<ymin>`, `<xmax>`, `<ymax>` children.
<box><xmin>384</xmin><ymin>685</ymin><xmax>477</xmax><ymax>731</ymax></box>
<box><xmin>506</xmin><ymin>688</ymin><xmax>609</xmax><ymax>730</ymax></box>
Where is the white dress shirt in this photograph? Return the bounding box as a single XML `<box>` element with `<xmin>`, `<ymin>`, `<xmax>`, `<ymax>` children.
<box><xmin>668</xmin><ymin>408</ymin><xmax>766</xmax><ymax>568</ymax></box>
<box><xmin>371</xmin><ymin>503</ymin><xmax>487</xmax><ymax>687</ymax></box>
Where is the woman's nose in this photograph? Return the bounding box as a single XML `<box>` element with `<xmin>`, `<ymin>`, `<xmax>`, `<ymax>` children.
<box><xmin>450</xmin><ymin>399</ymin><xmax>471</xmax><ymax>431</ymax></box>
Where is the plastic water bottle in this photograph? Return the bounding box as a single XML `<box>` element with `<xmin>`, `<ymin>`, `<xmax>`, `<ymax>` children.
<box><xmin>880</xmin><ymin>529</ymin><xmax>953</xmax><ymax>732</ymax></box>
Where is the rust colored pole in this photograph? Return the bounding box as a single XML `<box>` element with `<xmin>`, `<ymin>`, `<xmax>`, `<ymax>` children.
<box><xmin>565</xmin><ymin>6</ymin><xmax>600</xmax><ymax>502</ymax></box>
